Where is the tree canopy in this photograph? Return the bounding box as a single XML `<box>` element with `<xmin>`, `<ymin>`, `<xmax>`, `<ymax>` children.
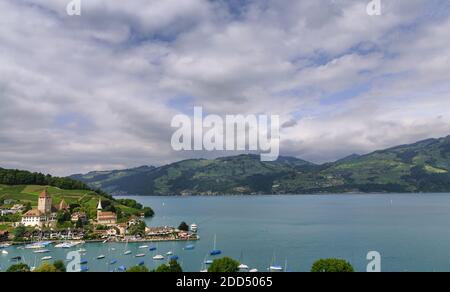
<box><xmin>311</xmin><ymin>258</ymin><xmax>355</xmax><ymax>272</ymax></box>
<box><xmin>208</xmin><ymin>257</ymin><xmax>240</xmax><ymax>273</ymax></box>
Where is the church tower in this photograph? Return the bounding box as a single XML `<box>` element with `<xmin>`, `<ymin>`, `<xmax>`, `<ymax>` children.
<box><xmin>38</xmin><ymin>189</ymin><xmax>52</xmax><ymax>214</ymax></box>
<box><xmin>97</xmin><ymin>198</ymin><xmax>103</xmax><ymax>220</ymax></box>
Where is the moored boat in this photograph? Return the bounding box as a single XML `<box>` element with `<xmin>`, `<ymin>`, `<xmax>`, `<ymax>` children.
<box><xmin>153</xmin><ymin>255</ymin><xmax>164</xmax><ymax>260</ymax></box>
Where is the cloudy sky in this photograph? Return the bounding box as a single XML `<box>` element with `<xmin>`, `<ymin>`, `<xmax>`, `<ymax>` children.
<box><xmin>1</xmin><ymin>0</ymin><xmax>450</xmax><ymax>176</ymax></box>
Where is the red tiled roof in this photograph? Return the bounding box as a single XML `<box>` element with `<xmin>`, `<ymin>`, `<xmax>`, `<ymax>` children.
<box><xmin>39</xmin><ymin>189</ymin><xmax>50</xmax><ymax>198</ymax></box>
<box><xmin>23</xmin><ymin>209</ymin><xmax>43</xmax><ymax>217</ymax></box>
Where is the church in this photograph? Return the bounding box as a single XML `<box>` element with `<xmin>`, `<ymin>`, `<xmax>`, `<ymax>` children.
<box><xmin>96</xmin><ymin>199</ymin><xmax>117</xmax><ymax>226</ymax></box>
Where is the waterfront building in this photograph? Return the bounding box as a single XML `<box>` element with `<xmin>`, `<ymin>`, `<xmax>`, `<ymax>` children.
<box><xmin>21</xmin><ymin>209</ymin><xmax>48</xmax><ymax>227</ymax></box>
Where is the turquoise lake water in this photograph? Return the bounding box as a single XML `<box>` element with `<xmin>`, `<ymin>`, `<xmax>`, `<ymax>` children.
<box><xmin>2</xmin><ymin>194</ymin><xmax>450</xmax><ymax>272</ymax></box>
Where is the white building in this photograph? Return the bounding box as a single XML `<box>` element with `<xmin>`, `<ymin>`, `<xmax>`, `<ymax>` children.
<box><xmin>21</xmin><ymin>209</ymin><xmax>47</xmax><ymax>227</ymax></box>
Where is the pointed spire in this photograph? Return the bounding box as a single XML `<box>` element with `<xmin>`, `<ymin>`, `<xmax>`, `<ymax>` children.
<box><xmin>97</xmin><ymin>198</ymin><xmax>103</xmax><ymax>211</ymax></box>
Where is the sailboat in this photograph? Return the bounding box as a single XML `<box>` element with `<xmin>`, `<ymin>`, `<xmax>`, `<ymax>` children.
<box><xmin>238</xmin><ymin>252</ymin><xmax>249</xmax><ymax>271</ymax></box>
<box><xmin>97</xmin><ymin>255</ymin><xmax>106</xmax><ymax>260</ymax></box>
<box><xmin>1</xmin><ymin>250</ymin><xmax>8</xmax><ymax>255</ymax></box>
<box><xmin>123</xmin><ymin>240</ymin><xmax>132</xmax><ymax>255</ymax></box>
<box><xmin>268</xmin><ymin>253</ymin><xmax>283</xmax><ymax>272</ymax></box>
<box><xmin>210</xmin><ymin>235</ymin><xmax>222</xmax><ymax>256</ymax></box>
<box><xmin>41</xmin><ymin>256</ymin><xmax>53</xmax><ymax>261</ymax></box>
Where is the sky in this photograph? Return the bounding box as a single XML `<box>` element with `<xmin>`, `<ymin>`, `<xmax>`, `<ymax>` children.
<box><xmin>1</xmin><ymin>0</ymin><xmax>450</xmax><ymax>176</ymax></box>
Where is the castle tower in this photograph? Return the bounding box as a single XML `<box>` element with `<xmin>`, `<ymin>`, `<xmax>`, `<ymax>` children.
<box><xmin>38</xmin><ymin>189</ymin><xmax>52</xmax><ymax>214</ymax></box>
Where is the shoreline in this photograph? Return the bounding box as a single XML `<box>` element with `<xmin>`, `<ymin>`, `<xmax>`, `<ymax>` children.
<box><xmin>1</xmin><ymin>236</ymin><xmax>199</xmax><ymax>247</ymax></box>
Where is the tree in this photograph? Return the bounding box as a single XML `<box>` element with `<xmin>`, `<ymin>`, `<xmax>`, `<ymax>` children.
<box><xmin>34</xmin><ymin>262</ymin><xmax>58</xmax><ymax>272</ymax></box>
<box><xmin>311</xmin><ymin>259</ymin><xmax>354</xmax><ymax>273</ymax></box>
<box><xmin>127</xmin><ymin>266</ymin><xmax>149</xmax><ymax>273</ymax></box>
<box><xmin>208</xmin><ymin>257</ymin><xmax>240</xmax><ymax>273</ymax></box>
<box><xmin>128</xmin><ymin>221</ymin><xmax>146</xmax><ymax>236</ymax></box>
<box><xmin>178</xmin><ymin>221</ymin><xmax>189</xmax><ymax>232</ymax></box>
<box><xmin>6</xmin><ymin>263</ymin><xmax>30</xmax><ymax>272</ymax></box>
<box><xmin>154</xmin><ymin>260</ymin><xmax>183</xmax><ymax>272</ymax></box>
<box><xmin>13</xmin><ymin>226</ymin><xmax>26</xmax><ymax>240</ymax></box>
<box><xmin>142</xmin><ymin>207</ymin><xmax>154</xmax><ymax>217</ymax></box>
<box><xmin>23</xmin><ymin>202</ymin><xmax>32</xmax><ymax>213</ymax></box>
<box><xmin>75</xmin><ymin>218</ymin><xmax>84</xmax><ymax>229</ymax></box>
<box><xmin>56</xmin><ymin>211</ymin><xmax>71</xmax><ymax>224</ymax></box>
<box><xmin>53</xmin><ymin>260</ymin><xmax>66</xmax><ymax>272</ymax></box>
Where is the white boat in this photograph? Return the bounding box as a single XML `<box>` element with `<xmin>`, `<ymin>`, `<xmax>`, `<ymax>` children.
<box><xmin>34</xmin><ymin>249</ymin><xmax>51</xmax><ymax>254</ymax></box>
<box><xmin>139</xmin><ymin>245</ymin><xmax>149</xmax><ymax>249</ymax></box>
<box><xmin>153</xmin><ymin>255</ymin><xmax>164</xmax><ymax>260</ymax></box>
<box><xmin>135</xmin><ymin>254</ymin><xmax>146</xmax><ymax>258</ymax></box>
<box><xmin>55</xmin><ymin>241</ymin><xmax>83</xmax><ymax>248</ymax></box>
<box><xmin>25</xmin><ymin>242</ymin><xmax>51</xmax><ymax>249</ymax></box>
<box><xmin>0</xmin><ymin>243</ymin><xmax>11</xmax><ymax>248</ymax></box>
<box><xmin>200</xmin><ymin>269</ymin><xmax>208</xmax><ymax>272</ymax></box>
<box><xmin>249</xmin><ymin>268</ymin><xmax>258</xmax><ymax>272</ymax></box>
<box><xmin>77</xmin><ymin>248</ymin><xmax>87</xmax><ymax>253</ymax></box>
<box><xmin>269</xmin><ymin>265</ymin><xmax>284</xmax><ymax>272</ymax></box>
<box><xmin>1</xmin><ymin>250</ymin><xmax>8</xmax><ymax>255</ymax></box>
<box><xmin>97</xmin><ymin>255</ymin><xmax>106</xmax><ymax>260</ymax></box>
<box><xmin>238</xmin><ymin>264</ymin><xmax>249</xmax><ymax>270</ymax></box>
<box><xmin>124</xmin><ymin>250</ymin><xmax>132</xmax><ymax>255</ymax></box>
<box><xmin>41</xmin><ymin>256</ymin><xmax>53</xmax><ymax>261</ymax></box>
<box><xmin>166</xmin><ymin>251</ymin><xmax>174</xmax><ymax>255</ymax></box>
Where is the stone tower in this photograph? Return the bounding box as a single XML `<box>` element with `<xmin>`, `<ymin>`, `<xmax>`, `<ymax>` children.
<box><xmin>38</xmin><ymin>189</ymin><xmax>52</xmax><ymax>214</ymax></box>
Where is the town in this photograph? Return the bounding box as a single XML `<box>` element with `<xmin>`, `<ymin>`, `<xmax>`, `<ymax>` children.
<box><xmin>0</xmin><ymin>189</ymin><xmax>199</xmax><ymax>244</ymax></box>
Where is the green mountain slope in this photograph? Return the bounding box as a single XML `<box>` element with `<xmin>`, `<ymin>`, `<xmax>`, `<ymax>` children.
<box><xmin>71</xmin><ymin>155</ymin><xmax>314</xmax><ymax>195</ymax></box>
<box><xmin>71</xmin><ymin>135</ymin><xmax>450</xmax><ymax>195</ymax></box>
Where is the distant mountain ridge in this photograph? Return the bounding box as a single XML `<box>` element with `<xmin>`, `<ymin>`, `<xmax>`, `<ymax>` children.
<box><xmin>70</xmin><ymin>135</ymin><xmax>450</xmax><ymax>196</ymax></box>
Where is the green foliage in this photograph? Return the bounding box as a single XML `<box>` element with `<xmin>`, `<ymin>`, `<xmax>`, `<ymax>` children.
<box><xmin>34</xmin><ymin>262</ymin><xmax>58</xmax><ymax>272</ymax></box>
<box><xmin>127</xmin><ymin>221</ymin><xmax>146</xmax><ymax>236</ymax></box>
<box><xmin>0</xmin><ymin>168</ymin><xmax>88</xmax><ymax>190</ymax></box>
<box><xmin>154</xmin><ymin>260</ymin><xmax>183</xmax><ymax>272</ymax></box>
<box><xmin>56</xmin><ymin>211</ymin><xmax>71</xmax><ymax>224</ymax></box>
<box><xmin>0</xmin><ymin>213</ymin><xmax>21</xmax><ymax>223</ymax></box>
<box><xmin>127</xmin><ymin>266</ymin><xmax>149</xmax><ymax>272</ymax></box>
<box><xmin>178</xmin><ymin>221</ymin><xmax>189</xmax><ymax>232</ymax></box>
<box><xmin>13</xmin><ymin>226</ymin><xmax>26</xmax><ymax>239</ymax></box>
<box><xmin>207</xmin><ymin>257</ymin><xmax>240</xmax><ymax>273</ymax></box>
<box><xmin>7</xmin><ymin>263</ymin><xmax>30</xmax><ymax>272</ymax></box>
<box><xmin>311</xmin><ymin>259</ymin><xmax>355</xmax><ymax>273</ymax></box>
<box><xmin>53</xmin><ymin>260</ymin><xmax>66</xmax><ymax>272</ymax></box>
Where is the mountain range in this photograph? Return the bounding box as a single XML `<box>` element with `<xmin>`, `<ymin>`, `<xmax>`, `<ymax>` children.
<box><xmin>70</xmin><ymin>135</ymin><xmax>450</xmax><ymax>196</ymax></box>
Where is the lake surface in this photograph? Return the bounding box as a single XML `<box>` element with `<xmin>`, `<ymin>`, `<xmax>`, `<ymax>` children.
<box><xmin>2</xmin><ymin>194</ymin><xmax>450</xmax><ymax>272</ymax></box>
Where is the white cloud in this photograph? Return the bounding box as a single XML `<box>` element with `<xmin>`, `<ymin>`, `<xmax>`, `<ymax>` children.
<box><xmin>0</xmin><ymin>0</ymin><xmax>450</xmax><ymax>175</ymax></box>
